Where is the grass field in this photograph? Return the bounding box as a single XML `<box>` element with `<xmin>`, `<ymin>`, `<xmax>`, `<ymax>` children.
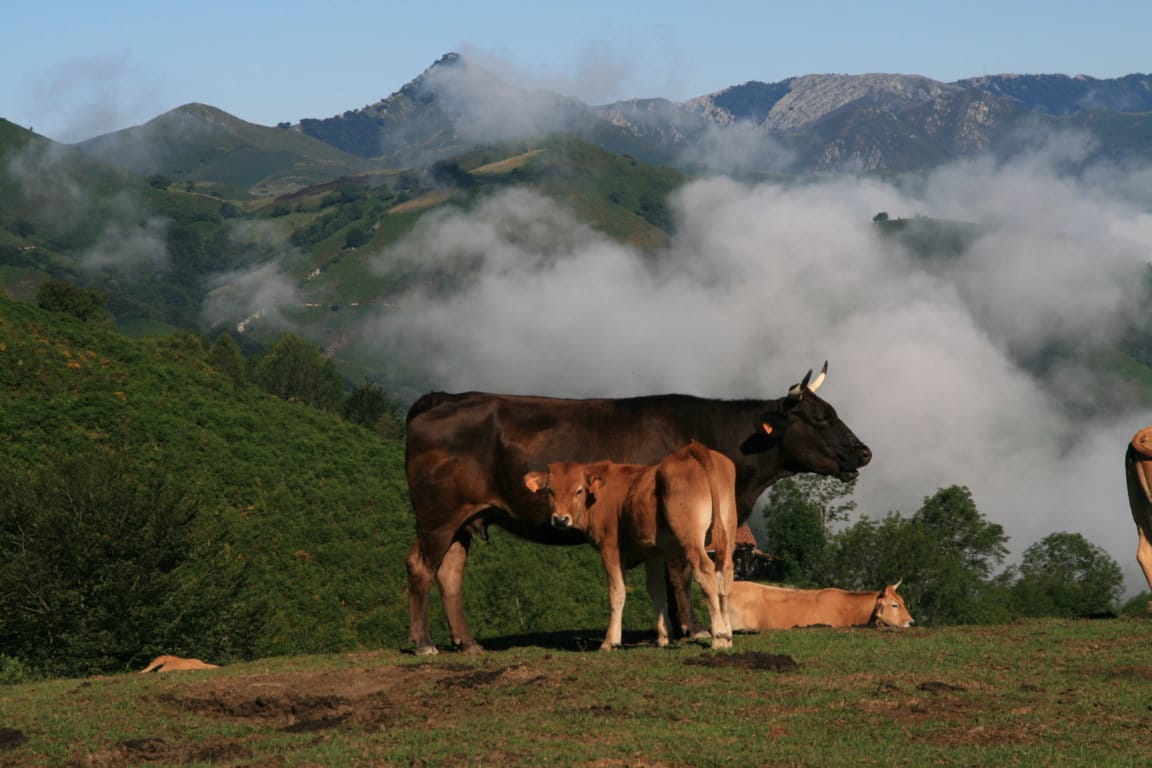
<box><xmin>2</xmin><ymin>617</ymin><xmax>1149</xmax><ymax>766</ymax></box>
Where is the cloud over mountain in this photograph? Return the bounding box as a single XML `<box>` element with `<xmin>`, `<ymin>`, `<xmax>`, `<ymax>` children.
<box><xmin>361</xmin><ymin>142</ymin><xmax>1152</xmax><ymax>594</ymax></box>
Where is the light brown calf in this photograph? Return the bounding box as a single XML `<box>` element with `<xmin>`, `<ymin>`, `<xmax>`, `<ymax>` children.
<box><xmin>140</xmin><ymin>655</ymin><xmax>220</xmax><ymax>672</ymax></box>
<box><xmin>1124</xmin><ymin>427</ymin><xmax>1152</xmax><ymax>592</ymax></box>
<box><xmin>524</xmin><ymin>441</ymin><xmax>737</xmax><ymax>650</ymax></box>
<box><xmin>728</xmin><ymin>581</ymin><xmax>914</xmax><ymax>630</ymax></box>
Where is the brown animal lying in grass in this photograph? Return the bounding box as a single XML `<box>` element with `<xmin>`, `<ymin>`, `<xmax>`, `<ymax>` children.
<box><xmin>140</xmin><ymin>655</ymin><xmax>220</xmax><ymax>673</ymax></box>
<box><xmin>728</xmin><ymin>581</ymin><xmax>914</xmax><ymax>630</ymax></box>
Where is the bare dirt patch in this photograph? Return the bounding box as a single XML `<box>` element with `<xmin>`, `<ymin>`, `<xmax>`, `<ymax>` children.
<box><xmin>66</xmin><ymin>737</ymin><xmax>254</xmax><ymax>768</ymax></box>
<box><xmin>684</xmin><ymin>651</ymin><xmax>799</xmax><ymax>672</ymax></box>
<box><xmin>66</xmin><ymin>663</ymin><xmax>557</xmax><ymax>767</ymax></box>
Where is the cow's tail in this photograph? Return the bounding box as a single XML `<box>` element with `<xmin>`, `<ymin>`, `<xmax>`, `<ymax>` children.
<box><xmin>687</xmin><ymin>440</ymin><xmax>736</xmax><ymax>598</ymax></box>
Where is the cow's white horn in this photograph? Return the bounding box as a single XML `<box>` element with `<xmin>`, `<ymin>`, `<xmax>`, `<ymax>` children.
<box><xmin>808</xmin><ymin>361</ymin><xmax>828</xmax><ymax>393</ymax></box>
<box><xmin>789</xmin><ymin>369</ymin><xmax>813</xmax><ymax>399</ymax></box>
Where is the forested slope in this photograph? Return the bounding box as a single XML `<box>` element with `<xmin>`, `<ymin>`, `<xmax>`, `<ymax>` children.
<box><xmin>0</xmin><ymin>296</ymin><xmax>647</xmax><ymax>679</ymax></box>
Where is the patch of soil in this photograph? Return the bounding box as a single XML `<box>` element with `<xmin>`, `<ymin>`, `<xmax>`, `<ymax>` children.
<box><xmin>684</xmin><ymin>651</ymin><xmax>798</xmax><ymax>672</ymax></box>
<box><xmin>162</xmin><ymin>662</ymin><xmax>554</xmax><ymax>733</ymax></box>
<box><xmin>65</xmin><ymin>737</ymin><xmax>253</xmax><ymax>768</ymax></box>
<box><xmin>917</xmin><ymin>681</ymin><xmax>968</xmax><ymax>693</ymax></box>
<box><xmin>64</xmin><ymin>663</ymin><xmax>557</xmax><ymax>767</ymax></box>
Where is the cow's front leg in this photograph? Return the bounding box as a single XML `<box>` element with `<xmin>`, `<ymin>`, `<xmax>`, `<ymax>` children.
<box><xmin>644</xmin><ymin>559</ymin><xmax>671</xmax><ymax>647</ymax></box>
<box><xmin>437</xmin><ymin>537</ymin><xmax>483</xmax><ymax>653</ymax></box>
<box><xmin>600</xmin><ymin>551</ymin><xmax>627</xmax><ymax>651</ymax></box>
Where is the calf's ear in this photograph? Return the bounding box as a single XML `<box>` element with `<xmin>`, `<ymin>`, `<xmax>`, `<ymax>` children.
<box><xmin>524</xmin><ymin>471</ymin><xmax>550</xmax><ymax>493</ymax></box>
<box><xmin>587</xmin><ymin>474</ymin><xmax>604</xmax><ymax>496</ymax></box>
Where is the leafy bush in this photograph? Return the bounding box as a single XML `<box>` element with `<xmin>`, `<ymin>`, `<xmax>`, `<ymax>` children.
<box><xmin>0</xmin><ymin>450</ymin><xmax>251</xmax><ymax>677</ymax></box>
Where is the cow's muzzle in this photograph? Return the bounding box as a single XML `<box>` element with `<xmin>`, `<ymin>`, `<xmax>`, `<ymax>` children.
<box><xmin>838</xmin><ymin>443</ymin><xmax>872</xmax><ymax>480</ymax></box>
<box><xmin>551</xmin><ymin>514</ymin><xmax>572</xmax><ymax>529</ymax></box>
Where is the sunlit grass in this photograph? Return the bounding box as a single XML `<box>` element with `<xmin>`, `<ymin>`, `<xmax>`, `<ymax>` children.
<box><xmin>3</xmin><ymin>617</ymin><xmax>1151</xmax><ymax>766</ymax></box>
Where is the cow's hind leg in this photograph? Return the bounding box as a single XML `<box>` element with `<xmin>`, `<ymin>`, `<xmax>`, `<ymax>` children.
<box><xmin>667</xmin><ymin>560</ymin><xmax>709</xmax><ymax>641</ymax></box>
<box><xmin>406</xmin><ymin>540</ymin><xmax>439</xmax><ymax>655</ymax></box>
<box><xmin>685</xmin><ymin>547</ymin><xmax>732</xmax><ymax>650</ymax></box>
<box><xmin>644</xmin><ymin>559</ymin><xmax>672</xmax><ymax>647</ymax></box>
<box><xmin>437</xmin><ymin>537</ymin><xmax>483</xmax><ymax>653</ymax></box>
<box><xmin>1135</xmin><ymin>524</ymin><xmax>1152</xmax><ymax>612</ymax></box>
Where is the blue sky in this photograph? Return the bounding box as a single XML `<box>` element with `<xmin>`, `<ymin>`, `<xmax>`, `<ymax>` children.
<box><xmin>5</xmin><ymin>0</ymin><xmax>1151</xmax><ymax>142</ymax></box>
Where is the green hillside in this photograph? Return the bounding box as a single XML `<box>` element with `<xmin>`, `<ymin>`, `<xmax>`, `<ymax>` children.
<box><xmin>0</xmin><ymin>296</ymin><xmax>649</xmax><ymax>679</ymax></box>
<box><xmin>2</xmin><ymin>119</ymin><xmax>685</xmax><ymax>364</ymax></box>
<box><xmin>76</xmin><ymin>104</ymin><xmax>382</xmax><ymax>196</ymax></box>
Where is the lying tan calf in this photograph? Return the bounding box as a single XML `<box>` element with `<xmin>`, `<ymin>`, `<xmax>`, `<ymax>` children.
<box><xmin>140</xmin><ymin>655</ymin><xmax>220</xmax><ymax>672</ymax></box>
<box><xmin>728</xmin><ymin>581</ymin><xmax>914</xmax><ymax>630</ymax></box>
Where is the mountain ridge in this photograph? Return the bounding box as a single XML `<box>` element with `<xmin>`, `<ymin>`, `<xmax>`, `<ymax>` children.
<box><xmin>50</xmin><ymin>55</ymin><xmax>1152</xmax><ymax>184</ymax></box>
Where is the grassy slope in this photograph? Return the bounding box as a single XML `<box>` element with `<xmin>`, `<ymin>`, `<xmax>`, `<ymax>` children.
<box><xmin>0</xmin><ymin>297</ymin><xmax>654</xmax><ymax>668</ymax></box>
<box><xmin>75</xmin><ymin>104</ymin><xmax>382</xmax><ymax>195</ymax></box>
<box><xmin>1</xmin><ymin>617</ymin><xmax>1149</xmax><ymax>766</ymax></box>
<box><xmin>2</xmin><ymin>121</ymin><xmax>685</xmax><ymax>364</ymax></box>
<box><xmin>0</xmin><ymin>296</ymin><xmax>412</xmax><ymax>654</ymax></box>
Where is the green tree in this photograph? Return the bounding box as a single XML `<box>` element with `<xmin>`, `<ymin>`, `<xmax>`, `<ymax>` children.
<box><xmin>824</xmin><ymin>486</ymin><xmax>1013</xmax><ymax>626</ymax></box>
<box><xmin>915</xmin><ymin>485</ymin><xmax>1009</xmax><ymax>579</ymax></box>
<box><xmin>344</xmin><ymin>226</ymin><xmax>368</xmax><ymax>249</ymax></box>
<box><xmin>0</xmin><ymin>451</ymin><xmax>248</xmax><ymax>677</ymax></box>
<box><xmin>206</xmin><ymin>332</ymin><xmax>247</xmax><ymax>387</ymax></box>
<box><xmin>342</xmin><ymin>381</ymin><xmax>390</xmax><ymax>429</ymax></box>
<box><xmin>761</xmin><ymin>476</ymin><xmax>856</xmax><ymax>584</ymax></box>
<box><xmin>36</xmin><ymin>279</ymin><xmax>109</xmax><ymax>324</ymax></box>
<box><xmin>1012</xmin><ymin>532</ymin><xmax>1123</xmax><ymax>617</ymax></box>
<box><xmin>251</xmin><ymin>333</ymin><xmax>344</xmax><ymax>411</ymax></box>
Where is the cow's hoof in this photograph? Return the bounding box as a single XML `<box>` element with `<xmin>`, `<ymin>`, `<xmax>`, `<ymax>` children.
<box><xmin>656</xmin><ymin>636</ymin><xmax>670</xmax><ymax>648</ymax></box>
<box><xmin>599</xmin><ymin>642</ymin><xmax>619</xmax><ymax>652</ymax></box>
<box><xmin>458</xmin><ymin>641</ymin><xmax>485</xmax><ymax>654</ymax></box>
<box><xmin>711</xmin><ymin>635</ymin><xmax>733</xmax><ymax>650</ymax></box>
<box><xmin>690</xmin><ymin>630</ymin><xmax>712</xmax><ymax>642</ymax></box>
<box><xmin>414</xmin><ymin>645</ymin><xmax>439</xmax><ymax>656</ymax></box>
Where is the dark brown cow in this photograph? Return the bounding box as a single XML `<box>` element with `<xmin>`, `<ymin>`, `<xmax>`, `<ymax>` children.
<box><xmin>728</xmin><ymin>581</ymin><xmax>914</xmax><ymax>630</ymax></box>
<box><xmin>1124</xmin><ymin>426</ymin><xmax>1152</xmax><ymax>593</ymax></box>
<box><xmin>404</xmin><ymin>363</ymin><xmax>871</xmax><ymax>655</ymax></box>
<box><xmin>524</xmin><ymin>441</ymin><xmax>737</xmax><ymax>650</ymax></box>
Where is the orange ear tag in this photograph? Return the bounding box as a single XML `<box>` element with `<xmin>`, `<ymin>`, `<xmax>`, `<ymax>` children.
<box><xmin>761</xmin><ymin>423</ymin><xmax>773</xmax><ymax>435</ymax></box>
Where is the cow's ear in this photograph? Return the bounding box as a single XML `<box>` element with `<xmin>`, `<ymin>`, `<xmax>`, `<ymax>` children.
<box><xmin>740</xmin><ymin>413</ymin><xmax>785</xmax><ymax>454</ymax></box>
<box><xmin>587</xmin><ymin>474</ymin><xmax>604</xmax><ymax>496</ymax></box>
<box><xmin>524</xmin><ymin>471</ymin><xmax>549</xmax><ymax>493</ymax></box>
<box><xmin>762</xmin><ymin>409</ymin><xmax>788</xmax><ymax>435</ymax></box>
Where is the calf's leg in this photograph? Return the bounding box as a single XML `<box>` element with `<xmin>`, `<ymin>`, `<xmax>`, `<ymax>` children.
<box><xmin>685</xmin><ymin>545</ymin><xmax>732</xmax><ymax>650</ymax></box>
<box><xmin>600</xmin><ymin>550</ymin><xmax>628</xmax><ymax>651</ymax></box>
<box><xmin>644</xmin><ymin>559</ymin><xmax>672</xmax><ymax>647</ymax></box>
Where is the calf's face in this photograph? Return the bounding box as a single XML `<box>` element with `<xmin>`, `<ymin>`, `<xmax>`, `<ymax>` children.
<box><xmin>524</xmin><ymin>464</ymin><xmax>602</xmax><ymax>530</ymax></box>
<box><xmin>872</xmin><ymin>584</ymin><xmax>914</xmax><ymax>627</ymax></box>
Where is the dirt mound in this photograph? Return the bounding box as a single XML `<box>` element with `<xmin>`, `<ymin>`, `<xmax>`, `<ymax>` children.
<box><xmin>66</xmin><ymin>737</ymin><xmax>254</xmax><ymax>768</ymax></box>
<box><xmin>684</xmin><ymin>651</ymin><xmax>799</xmax><ymax>672</ymax></box>
<box><xmin>63</xmin><ymin>656</ymin><xmax>800</xmax><ymax>766</ymax></box>
<box><xmin>163</xmin><ymin>662</ymin><xmax>551</xmax><ymax>733</ymax></box>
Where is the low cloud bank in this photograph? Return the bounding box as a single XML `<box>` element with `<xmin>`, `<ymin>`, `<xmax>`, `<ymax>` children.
<box><xmin>364</xmin><ymin>149</ymin><xmax>1152</xmax><ymax>595</ymax></box>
